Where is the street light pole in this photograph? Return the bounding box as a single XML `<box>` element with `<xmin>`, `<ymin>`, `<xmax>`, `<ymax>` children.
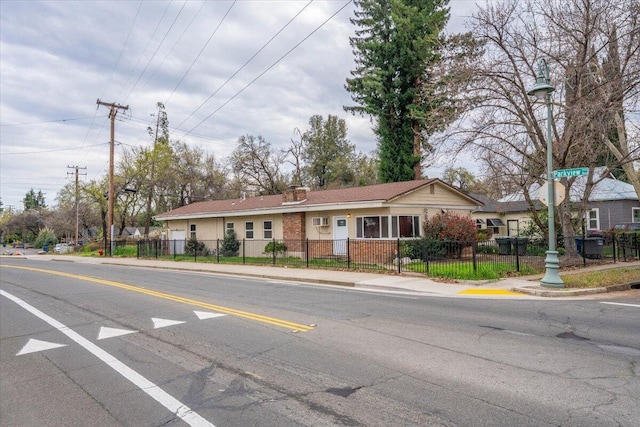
<box><xmin>527</xmin><ymin>58</ymin><xmax>564</xmax><ymax>288</ymax></box>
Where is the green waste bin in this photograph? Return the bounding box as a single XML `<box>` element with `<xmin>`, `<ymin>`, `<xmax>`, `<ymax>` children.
<box><xmin>495</xmin><ymin>237</ymin><xmax>511</xmax><ymax>255</ymax></box>
<box><xmin>510</xmin><ymin>237</ymin><xmax>528</xmax><ymax>255</ymax></box>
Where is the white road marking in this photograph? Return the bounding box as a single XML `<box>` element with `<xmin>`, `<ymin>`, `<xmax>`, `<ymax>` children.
<box><xmin>600</xmin><ymin>302</ymin><xmax>640</xmax><ymax>308</ymax></box>
<box><xmin>1</xmin><ymin>290</ymin><xmax>215</xmax><ymax>427</ymax></box>
<box><xmin>152</xmin><ymin>317</ymin><xmax>186</xmax><ymax>329</ymax></box>
<box><xmin>17</xmin><ymin>338</ymin><xmax>66</xmax><ymax>355</ymax></box>
<box><xmin>194</xmin><ymin>310</ymin><xmax>226</xmax><ymax>320</ymax></box>
<box><xmin>97</xmin><ymin>327</ymin><xmax>138</xmax><ymax>340</ymax></box>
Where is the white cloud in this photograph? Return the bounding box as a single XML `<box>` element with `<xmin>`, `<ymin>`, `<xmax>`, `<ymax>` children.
<box><xmin>0</xmin><ymin>0</ymin><xmax>477</xmax><ymax>210</ymax></box>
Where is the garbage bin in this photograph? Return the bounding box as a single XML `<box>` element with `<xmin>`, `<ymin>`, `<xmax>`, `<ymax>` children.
<box><xmin>581</xmin><ymin>237</ymin><xmax>604</xmax><ymax>259</ymax></box>
<box><xmin>511</xmin><ymin>237</ymin><xmax>528</xmax><ymax>255</ymax></box>
<box><xmin>495</xmin><ymin>237</ymin><xmax>512</xmax><ymax>255</ymax></box>
<box><xmin>42</xmin><ymin>245</ymin><xmax>48</xmax><ymax>253</ymax></box>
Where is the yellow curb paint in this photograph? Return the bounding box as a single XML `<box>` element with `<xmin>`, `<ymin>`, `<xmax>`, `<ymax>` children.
<box><xmin>2</xmin><ymin>264</ymin><xmax>315</xmax><ymax>332</ymax></box>
<box><xmin>456</xmin><ymin>289</ymin><xmax>525</xmax><ymax>296</ymax></box>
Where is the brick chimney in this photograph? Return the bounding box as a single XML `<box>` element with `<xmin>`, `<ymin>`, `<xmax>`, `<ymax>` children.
<box><xmin>283</xmin><ymin>186</ymin><xmax>308</xmax><ymax>203</ymax></box>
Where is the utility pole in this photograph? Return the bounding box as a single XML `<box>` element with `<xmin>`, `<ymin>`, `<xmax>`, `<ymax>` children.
<box><xmin>67</xmin><ymin>165</ymin><xmax>86</xmax><ymax>250</ymax></box>
<box><xmin>96</xmin><ymin>99</ymin><xmax>128</xmax><ymax>255</ymax></box>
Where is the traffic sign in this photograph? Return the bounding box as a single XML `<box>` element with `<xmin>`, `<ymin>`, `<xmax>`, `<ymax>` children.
<box><xmin>538</xmin><ymin>181</ymin><xmax>566</xmax><ymax>206</ymax></box>
<box><xmin>553</xmin><ymin>167</ymin><xmax>588</xmax><ymax>179</ymax></box>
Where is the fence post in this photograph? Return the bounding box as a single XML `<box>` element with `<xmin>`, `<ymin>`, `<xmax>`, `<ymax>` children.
<box><xmin>272</xmin><ymin>238</ymin><xmax>276</xmax><ymax>265</ymax></box>
<box><xmin>515</xmin><ymin>238</ymin><xmax>520</xmax><ymax>272</ymax></box>
<box><xmin>306</xmin><ymin>238</ymin><xmax>309</xmax><ymax>268</ymax></box>
<box><xmin>472</xmin><ymin>241</ymin><xmax>477</xmax><ymax>272</ymax></box>
<box><xmin>242</xmin><ymin>239</ymin><xmax>246</xmax><ymax>264</ymax></box>
<box><xmin>155</xmin><ymin>239</ymin><xmax>159</xmax><ymax>259</ymax></box>
<box><xmin>397</xmin><ymin>238</ymin><xmax>401</xmax><ymax>274</ymax></box>
<box><xmin>347</xmin><ymin>238</ymin><xmax>351</xmax><ymax>270</ymax></box>
<box><xmin>216</xmin><ymin>239</ymin><xmax>220</xmax><ymax>263</ymax></box>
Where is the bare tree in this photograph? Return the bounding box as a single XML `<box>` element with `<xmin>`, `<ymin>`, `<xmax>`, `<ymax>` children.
<box><xmin>442</xmin><ymin>0</ymin><xmax>640</xmax><ymax>255</ymax></box>
<box><xmin>231</xmin><ymin>135</ymin><xmax>288</xmax><ymax>195</ymax></box>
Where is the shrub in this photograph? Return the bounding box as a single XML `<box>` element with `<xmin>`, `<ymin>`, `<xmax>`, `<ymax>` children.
<box><xmin>264</xmin><ymin>241</ymin><xmax>287</xmax><ymax>256</ymax></box>
<box><xmin>34</xmin><ymin>228</ymin><xmax>58</xmax><ymax>249</ymax></box>
<box><xmin>423</xmin><ymin>212</ymin><xmax>477</xmax><ymax>242</ymax></box>
<box><xmin>220</xmin><ymin>229</ymin><xmax>240</xmax><ymax>257</ymax></box>
<box><xmin>401</xmin><ymin>239</ymin><xmax>446</xmax><ymax>259</ymax></box>
<box><xmin>186</xmin><ymin>236</ymin><xmax>207</xmax><ymax>256</ymax></box>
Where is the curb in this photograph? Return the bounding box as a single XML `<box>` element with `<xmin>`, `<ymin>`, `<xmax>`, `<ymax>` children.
<box><xmin>512</xmin><ymin>283</ymin><xmax>633</xmax><ymax>297</ymax></box>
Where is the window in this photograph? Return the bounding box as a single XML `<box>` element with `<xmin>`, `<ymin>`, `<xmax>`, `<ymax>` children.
<box><xmin>633</xmin><ymin>207</ymin><xmax>640</xmax><ymax>223</ymax></box>
<box><xmin>263</xmin><ymin>221</ymin><xmax>272</xmax><ymax>239</ymax></box>
<box><xmin>226</xmin><ymin>222</ymin><xmax>234</xmax><ymax>231</ymax></box>
<box><xmin>586</xmin><ymin>209</ymin><xmax>599</xmax><ymax>230</ymax></box>
<box><xmin>356</xmin><ymin>216</ymin><xmax>388</xmax><ymax>238</ymax></box>
<box><xmin>486</xmin><ymin>218</ymin><xmax>505</xmax><ymax>227</ymax></box>
<box><xmin>190</xmin><ymin>224</ymin><xmax>196</xmax><ymax>239</ymax></box>
<box><xmin>356</xmin><ymin>215</ymin><xmax>419</xmax><ymax>238</ymax></box>
<box><xmin>245</xmin><ymin>222</ymin><xmax>254</xmax><ymax>239</ymax></box>
<box><xmin>391</xmin><ymin>215</ymin><xmax>421</xmax><ymax>238</ymax></box>
<box><xmin>475</xmin><ymin>219</ymin><xmax>484</xmax><ymax>229</ymax></box>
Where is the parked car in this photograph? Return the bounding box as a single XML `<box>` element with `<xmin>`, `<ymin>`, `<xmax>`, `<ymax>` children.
<box><xmin>612</xmin><ymin>222</ymin><xmax>640</xmax><ymax>232</ymax></box>
<box><xmin>54</xmin><ymin>243</ymin><xmax>72</xmax><ymax>253</ymax></box>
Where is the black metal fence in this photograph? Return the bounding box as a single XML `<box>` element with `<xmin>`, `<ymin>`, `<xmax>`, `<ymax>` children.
<box><xmin>134</xmin><ymin>232</ymin><xmax>639</xmax><ymax>278</ymax></box>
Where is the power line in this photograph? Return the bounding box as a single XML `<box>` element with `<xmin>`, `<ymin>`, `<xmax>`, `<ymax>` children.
<box><xmin>180</xmin><ymin>0</ymin><xmax>353</xmax><ymax>139</ymax></box>
<box><xmin>115</xmin><ymin>1</ymin><xmax>173</xmax><ymax>103</ymax></box>
<box><xmin>1</xmin><ymin>142</ymin><xmax>109</xmax><ymax>156</ymax></box>
<box><xmin>123</xmin><ymin>0</ymin><xmax>189</xmax><ymax>104</ymax></box>
<box><xmin>164</xmin><ymin>0</ymin><xmax>237</xmax><ymax>105</ymax></box>
<box><xmin>0</xmin><ymin>116</ymin><xmax>108</xmax><ymax>127</ymax></box>
<box><xmin>174</xmin><ymin>0</ymin><xmax>312</xmax><ymax>131</ymax></box>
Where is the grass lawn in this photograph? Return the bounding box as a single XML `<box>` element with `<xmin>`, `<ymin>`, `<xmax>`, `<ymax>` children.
<box><xmin>560</xmin><ymin>267</ymin><xmax>640</xmax><ymax>288</ymax></box>
<box><xmin>405</xmin><ymin>261</ymin><xmax>538</xmax><ymax>280</ymax></box>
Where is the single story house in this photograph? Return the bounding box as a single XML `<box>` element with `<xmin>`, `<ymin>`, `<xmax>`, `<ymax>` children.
<box><xmin>155</xmin><ymin>179</ymin><xmax>483</xmax><ymax>260</ymax></box>
<box><xmin>471</xmin><ymin>193</ymin><xmax>546</xmax><ymax>237</ymax></box>
<box><xmin>473</xmin><ymin>168</ymin><xmax>639</xmax><ymax>237</ymax></box>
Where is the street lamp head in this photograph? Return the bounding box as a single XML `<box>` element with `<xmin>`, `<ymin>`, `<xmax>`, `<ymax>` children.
<box><xmin>527</xmin><ymin>58</ymin><xmax>555</xmax><ymax>100</ymax></box>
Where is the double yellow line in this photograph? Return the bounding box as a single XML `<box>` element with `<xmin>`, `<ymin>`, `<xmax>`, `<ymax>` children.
<box><xmin>2</xmin><ymin>264</ymin><xmax>315</xmax><ymax>332</ymax></box>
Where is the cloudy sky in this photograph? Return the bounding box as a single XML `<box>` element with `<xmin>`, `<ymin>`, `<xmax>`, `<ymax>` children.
<box><xmin>1</xmin><ymin>0</ymin><xmax>477</xmax><ymax>211</ymax></box>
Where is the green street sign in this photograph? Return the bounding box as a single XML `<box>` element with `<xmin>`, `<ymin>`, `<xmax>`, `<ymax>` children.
<box><xmin>553</xmin><ymin>167</ymin><xmax>588</xmax><ymax>179</ymax></box>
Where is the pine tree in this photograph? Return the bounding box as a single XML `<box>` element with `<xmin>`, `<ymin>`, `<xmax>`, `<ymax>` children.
<box><xmin>345</xmin><ymin>0</ymin><xmax>450</xmax><ymax>182</ymax></box>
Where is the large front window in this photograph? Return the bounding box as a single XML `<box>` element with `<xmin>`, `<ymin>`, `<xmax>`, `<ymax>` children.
<box><xmin>245</xmin><ymin>222</ymin><xmax>254</xmax><ymax>239</ymax></box>
<box><xmin>356</xmin><ymin>215</ymin><xmax>420</xmax><ymax>239</ymax></box>
<box><xmin>633</xmin><ymin>207</ymin><xmax>640</xmax><ymax>223</ymax></box>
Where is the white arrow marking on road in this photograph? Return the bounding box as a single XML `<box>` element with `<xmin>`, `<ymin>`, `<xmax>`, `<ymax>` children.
<box><xmin>97</xmin><ymin>327</ymin><xmax>138</xmax><ymax>340</ymax></box>
<box><xmin>194</xmin><ymin>311</ymin><xmax>226</xmax><ymax>320</ymax></box>
<box><xmin>16</xmin><ymin>338</ymin><xmax>67</xmax><ymax>356</ymax></box>
<box><xmin>151</xmin><ymin>317</ymin><xmax>186</xmax><ymax>329</ymax></box>
<box><xmin>1</xmin><ymin>290</ymin><xmax>215</xmax><ymax>427</ymax></box>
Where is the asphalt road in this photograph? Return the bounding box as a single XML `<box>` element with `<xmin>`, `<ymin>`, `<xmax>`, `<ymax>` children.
<box><xmin>1</xmin><ymin>258</ymin><xmax>639</xmax><ymax>426</ymax></box>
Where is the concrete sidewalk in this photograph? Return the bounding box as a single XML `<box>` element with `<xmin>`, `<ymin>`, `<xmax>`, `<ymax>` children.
<box><xmin>4</xmin><ymin>253</ymin><xmax>639</xmax><ymax>298</ymax></box>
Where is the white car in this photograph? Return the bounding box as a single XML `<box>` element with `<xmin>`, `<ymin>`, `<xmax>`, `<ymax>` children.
<box><xmin>54</xmin><ymin>243</ymin><xmax>72</xmax><ymax>254</ymax></box>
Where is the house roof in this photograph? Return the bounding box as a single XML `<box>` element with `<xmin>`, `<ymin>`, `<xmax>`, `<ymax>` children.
<box><xmin>156</xmin><ymin>179</ymin><xmax>484</xmax><ymax>221</ymax></box>
<box><xmin>471</xmin><ymin>192</ymin><xmax>545</xmax><ymax>214</ymax></box>
<box><xmin>498</xmin><ymin>168</ymin><xmax>638</xmax><ymax>203</ymax></box>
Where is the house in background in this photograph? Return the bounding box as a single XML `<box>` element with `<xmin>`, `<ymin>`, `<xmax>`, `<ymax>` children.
<box><xmin>471</xmin><ymin>193</ymin><xmax>546</xmax><ymax>237</ymax></box>
<box><xmin>473</xmin><ymin>168</ymin><xmax>640</xmax><ymax>237</ymax></box>
<box><xmin>155</xmin><ymin>179</ymin><xmax>483</xmax><ymax>260</ymax></box>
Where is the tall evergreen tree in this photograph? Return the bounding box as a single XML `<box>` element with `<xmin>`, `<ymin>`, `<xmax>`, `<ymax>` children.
<box><xmin>345</xmin><ymin>0</ymin><xmax>450</xmax><ymax>182</ymax></box>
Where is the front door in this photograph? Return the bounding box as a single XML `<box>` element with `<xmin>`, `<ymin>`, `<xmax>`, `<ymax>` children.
<box><xmin>507</xmin><ymin>220</ymin><xmax>519</xmax><ymax>237</ymax></box>
<box><xmin>171</xmin><ymin>230</ymin><xmax>186</xmax><ymax>255</ymax></box>
<box><xmin>333</xmin><ymin>216</ymin><xmax>348</xmax><ymax>255</ymax></box>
